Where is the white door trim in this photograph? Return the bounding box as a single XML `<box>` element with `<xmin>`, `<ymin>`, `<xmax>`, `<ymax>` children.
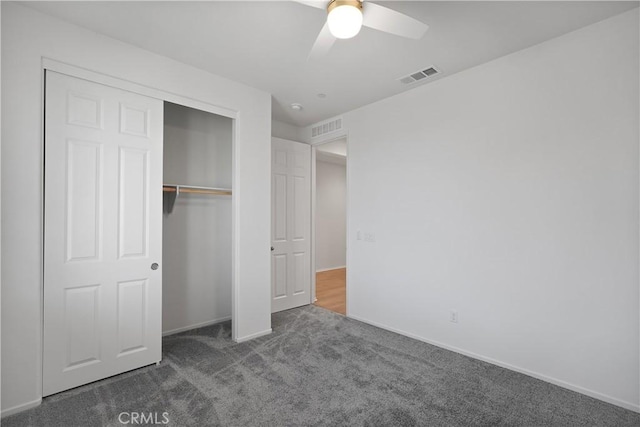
<box><xmin>310</xmin><ymin>133</ymin><xmax>349</xmax><ymax>314</ymax></box>
<box><xmin>311</xmin><ymin>147</ymin><xmax>317</xmax><ymax>302</ymax></box>
<box><xmin>42</xmin><ymin>58</ymin><xmax>238</xmax><ymax>120</ymax></box>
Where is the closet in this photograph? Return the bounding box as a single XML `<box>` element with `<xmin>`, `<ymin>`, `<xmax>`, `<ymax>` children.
<box><xmin>43</xmin><ymin>71</ymin><xmax>236</xmax><ymax>396</ymax></box>
<box><xmin>162</xmin><ymin>102</ymin><xmax>233</xmax><ymax>335</ymax></box>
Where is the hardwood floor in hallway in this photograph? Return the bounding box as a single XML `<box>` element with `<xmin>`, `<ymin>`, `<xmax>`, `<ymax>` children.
<box><xmin>314</xmin><ymin>268</ymin><xmax>346</xmax><ymax>315</ymax></box>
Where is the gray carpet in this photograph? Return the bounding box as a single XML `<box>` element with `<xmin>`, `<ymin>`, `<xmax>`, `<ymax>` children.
<box><xmin>3</xmin><ymin>305</ymin><xmax>639</xmax><ymax>426</ymax></box>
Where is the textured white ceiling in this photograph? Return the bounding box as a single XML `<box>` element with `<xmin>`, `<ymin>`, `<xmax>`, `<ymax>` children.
<box><xmin>25</xmin><ymin>1</ymin><xmax>639</xmax><ymax>127</ymax></box>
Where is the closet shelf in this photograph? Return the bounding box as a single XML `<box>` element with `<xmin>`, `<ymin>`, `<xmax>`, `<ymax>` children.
<box><xmin>163</xmin><ymin>184</ymin><xmax>232</xmax><ymax>214</ymax></box>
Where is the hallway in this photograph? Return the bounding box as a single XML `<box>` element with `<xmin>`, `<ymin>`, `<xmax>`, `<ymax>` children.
<box><xmin>314</xmin><ymin>268</ymin><xmax>346</xmax><ymax>315</ymax></box>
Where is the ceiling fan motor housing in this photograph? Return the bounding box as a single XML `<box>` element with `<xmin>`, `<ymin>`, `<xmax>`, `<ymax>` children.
<box><xmin>327</xmin><ymin>0</ymin><xmax>363</xmax><ymax>14</ymax></box>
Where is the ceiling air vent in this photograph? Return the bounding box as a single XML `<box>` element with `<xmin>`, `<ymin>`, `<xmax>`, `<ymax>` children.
<box><xmin>399</xmin><ymin>66</ymin><xmax>440</xmax><ymax>85</ymax></box>
<box><xmin>311</xmin><ymin>117</ymin><xmax>343</xmax><ymax>138</ymax></box>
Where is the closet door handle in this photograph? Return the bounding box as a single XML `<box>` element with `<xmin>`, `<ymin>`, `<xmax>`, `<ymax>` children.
<box><xmin>151</xmin><ymin>263</ymin><xmax>159</xmax><ymax>270</ymax></box>
<box><xmin>271</xmin><ymin>247</ymin><xmax>274</xmax><ymax>251</ymax></box>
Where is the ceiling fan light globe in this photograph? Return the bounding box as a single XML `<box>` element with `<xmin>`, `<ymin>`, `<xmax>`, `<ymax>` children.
<box><xmin>327</xmin><ymin>4</ymin><xmax>363</xmax><ymax>39</ymax></box>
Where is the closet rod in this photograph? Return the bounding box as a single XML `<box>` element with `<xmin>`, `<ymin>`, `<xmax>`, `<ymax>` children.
<box><xmin>163</xmin><ymin>184</ymin><xmax>232</xmax><ymax>196</ymax></box>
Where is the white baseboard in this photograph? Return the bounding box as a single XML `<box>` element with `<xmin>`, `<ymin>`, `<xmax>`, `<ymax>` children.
<box><xmin>235</xmin><ymin>328</ymin><xmax>272</xmax><ymax>343</ymax></box>
<box><xmin>316</xmin><ymin>265</ymin><xmax>346</xmax><ymax>273</ymax></box>
<box><xmin>1</xmin><ymin>398</ymin><xmax>42</xmax><ymax>418</ymax></box>
<box><xmin>347</xmin><ymin>313</ymin><xmax>640</xmax><ymax>413</ymax></box>
<box><xmin>162</xmin><ymin>316</ymin><xmax>231</xmax><ymax>336</ymax></box>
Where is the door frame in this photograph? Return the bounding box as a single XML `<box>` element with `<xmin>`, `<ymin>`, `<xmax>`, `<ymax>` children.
<box><xmin>41</xmin><ymin>59</ymin><xmax>241</xmax><ymax>355</ymax></box>
<box><xmin>310</xmin><ymin>133</ymin><xmax>349</xmax><ymax>313</ymax></box>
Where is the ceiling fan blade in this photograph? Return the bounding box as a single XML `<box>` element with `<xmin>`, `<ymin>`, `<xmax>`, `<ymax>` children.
<box><xmin>308</xmin><ymin>22</ymin><xmax>337</xmax><ymax>61</ymax></box>
<box><xmin>291</xmin><ymin>0</ymin><xmax>327</xmax><ymax>10</ymax></box>
<box><xmin>362</xmin><ymin>2</ymin><xmax>428</xmax><ymax>40</ymax></box>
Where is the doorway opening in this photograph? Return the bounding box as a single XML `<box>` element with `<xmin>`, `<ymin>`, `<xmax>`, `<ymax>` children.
<box><xmin>313</xmin><ymin>137</ymin><xmax>347</xmax><ymax>315</ymax></box>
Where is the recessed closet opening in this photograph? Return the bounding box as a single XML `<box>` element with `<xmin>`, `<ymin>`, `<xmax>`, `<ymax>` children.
<box><xmin>162</xmin><ymin>102</ymin><xmax>233</xmax><ymax>335</ymax></box>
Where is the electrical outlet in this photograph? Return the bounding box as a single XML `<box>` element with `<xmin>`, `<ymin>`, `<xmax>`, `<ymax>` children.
<box><xmin>450</xmin><ymin>310</ymin><xmax>458</xmax><ymax>323</ymax></box>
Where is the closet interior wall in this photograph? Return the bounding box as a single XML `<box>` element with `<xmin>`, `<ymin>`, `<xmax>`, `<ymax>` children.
<box><xmin>162</xmin><ymin>102</ymin><xmax>233</xmax><ymax>334</ymax></box>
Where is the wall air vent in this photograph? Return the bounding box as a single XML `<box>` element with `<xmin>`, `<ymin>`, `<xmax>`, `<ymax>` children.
<box><xmin>399</xmin><ymin>66</ymin><xmax>440</xmax><ymax>85</ymax></box>
<box><xmin>311</xmin><ymin>117</ymin><xmax>343</xmax><ymax>139</ymax></box>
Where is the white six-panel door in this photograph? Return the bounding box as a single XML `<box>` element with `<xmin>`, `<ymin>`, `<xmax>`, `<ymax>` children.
<box><xmin>43</xmin><ymin>71</ymin><xmax>163</xmax><ymax>396</ymax></box>
<box><xmin>271</xmin><ymin>138</ymin><xmax>311</xmax><ymax>313</ymax></box>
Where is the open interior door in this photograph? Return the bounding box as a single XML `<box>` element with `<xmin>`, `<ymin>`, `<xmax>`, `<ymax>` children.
<box><xmin>271</xmin><ymin>138</ymin><xmax>311</xmax><ymax>313</ymax></box>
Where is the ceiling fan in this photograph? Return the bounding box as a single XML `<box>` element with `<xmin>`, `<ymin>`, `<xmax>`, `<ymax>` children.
<box><xmin>294</xmin><ymin>0</ymin><xmax>429</xmax><ymax>60</ymax></box>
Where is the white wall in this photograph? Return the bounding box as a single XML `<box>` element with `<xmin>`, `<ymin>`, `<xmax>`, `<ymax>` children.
<box><xmin>162</xmin><ymin>103</ymin><xmax>233</xmax><ymax>334</ymax></box>
<box><xmin>1</xmin><ymin>3</ymin><xmax>272</xmax><ymax>415</ymax></box>
<box><xmin>315</xmin><ymin>159</ymin><xmax>347</xmax><ymax>271</ymax></box>
<box><xmin>0</xmin><ymin>2</ymin><xmax>3</xmax><ymax>413</ymax></box>
<box><xmin>345</xmin><ymin>9</ymin><xmax>639</xmax><ymax>410</ymax></box>
<box><xmin>272</xmin><ymin>119</ymin><xmax>304</xmax><ymax>142</ymax></box>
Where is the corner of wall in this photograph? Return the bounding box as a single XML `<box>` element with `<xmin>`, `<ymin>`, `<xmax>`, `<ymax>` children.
<box><xmin>271</xmin><ymin>120</ymin><xmax>305</xmax><ymax>143</ymax></box>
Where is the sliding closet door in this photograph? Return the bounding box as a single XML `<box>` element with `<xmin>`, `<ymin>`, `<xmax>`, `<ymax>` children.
<box><xmin>43</xmin><ymin>71</ymin><xmax>163</xmax><ymax>396</ymax></box>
